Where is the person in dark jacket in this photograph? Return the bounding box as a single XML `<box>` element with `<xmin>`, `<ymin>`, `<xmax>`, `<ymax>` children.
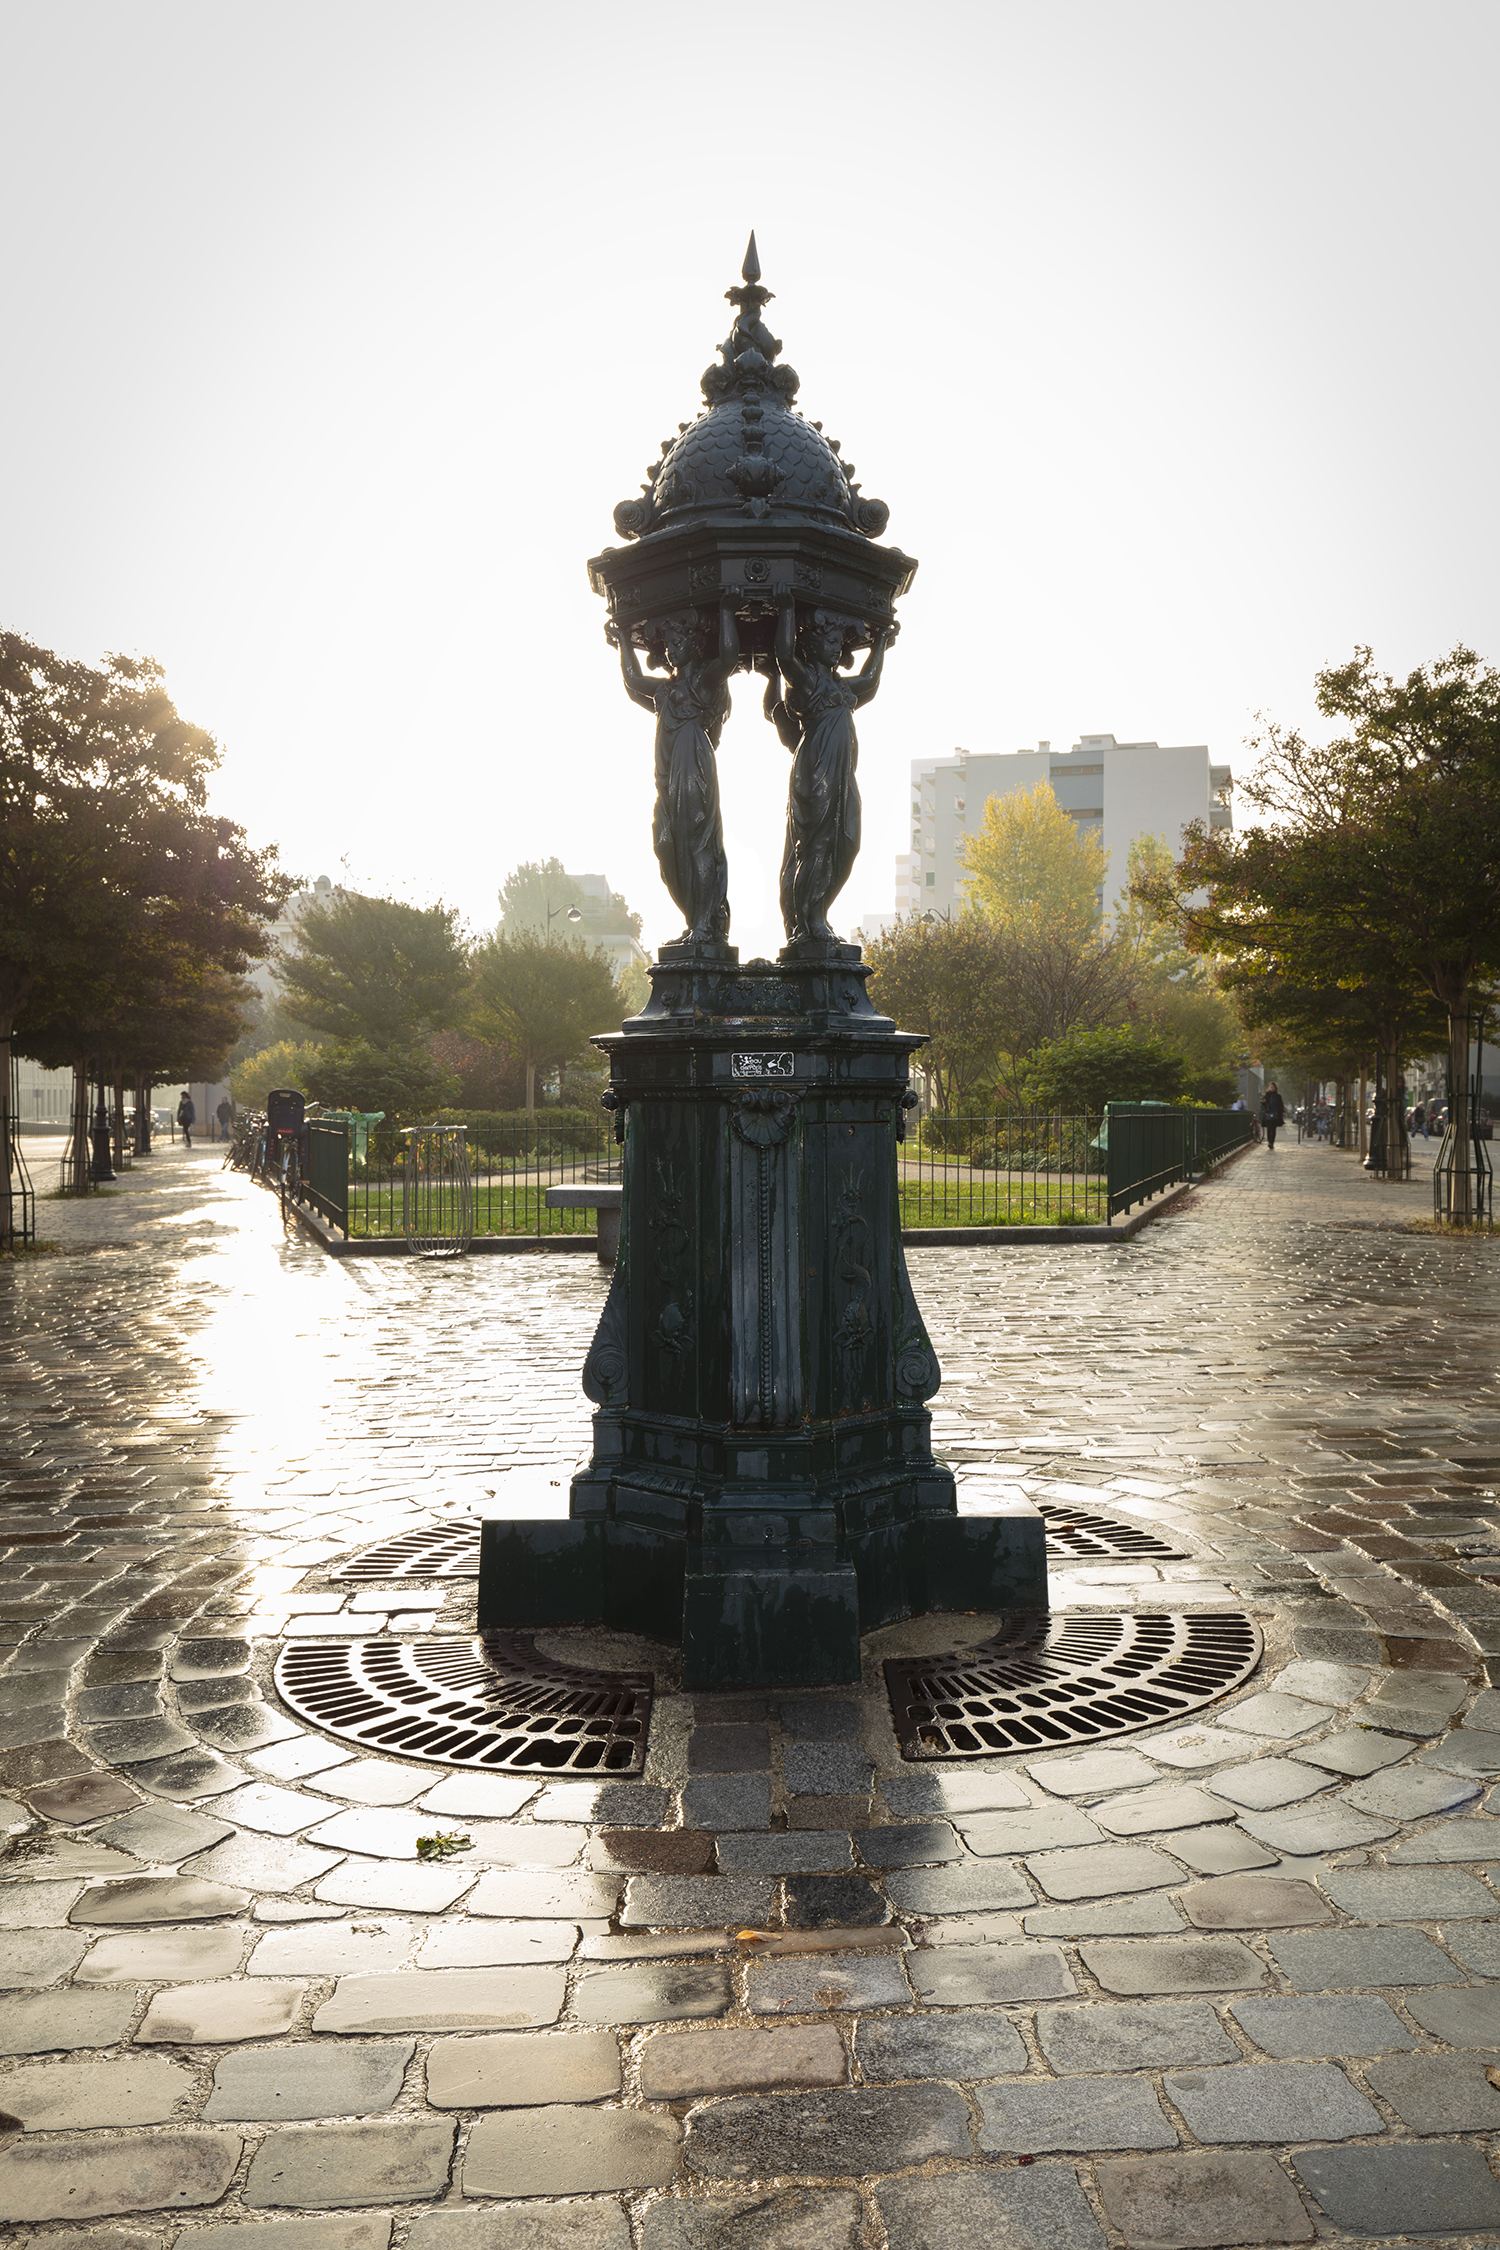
<box><xmin>176</xmin><ymin>1090</ymin><xmax>196</xmax><ymax>1149</ymax></box>
<box><xmin>1261</xmin><ymin>1080</ymin><xmax>1285</xmax><ymax>1150</ymax></box>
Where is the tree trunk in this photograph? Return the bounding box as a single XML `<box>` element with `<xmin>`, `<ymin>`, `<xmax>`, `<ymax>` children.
<box><xmin>1358</xmin><ymin>1064</ymin><xmax>1368</xmax><ymax>1159</ymax></box>
<box><xmin>1446</xmin><ymin>1002</ymin><xmax>1472</xmax><ymax>1223</ymax></box>
<box><xmin>525</xmin><ymin>1060</ymin><xmax>536</xmax><ymax>1117</ymax></box>
<box><xmin>134</xmin><ymin>1075</ymin><xmax>151</xmax><ymax>1156</ymax></box>
<box><xmin>112</xmin><ymin>1073</ymin><xmax>126</xmax><ymax>1172</ymax></box>
<box><xmin>68</xmin><ymin>1061</ymin><xmax>91</xmax><ymax>1193</ymax></box>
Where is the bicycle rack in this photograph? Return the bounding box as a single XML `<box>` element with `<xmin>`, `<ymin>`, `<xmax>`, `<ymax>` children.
<box><xmin>403</xmin><ymin>1122</ymin><xmax>473</xmax><ymax>1258</ymax></box>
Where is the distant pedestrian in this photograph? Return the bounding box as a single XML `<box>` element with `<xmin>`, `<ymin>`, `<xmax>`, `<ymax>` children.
<box><xmin>215</xmin><ymin>1097</ymin><xmax>232</xmax><ymax>1143</ymax></box>
<box><xmin>176</xmin><ymin>1090</ymin><xmax>196</xmax><ymax>1149</ymax></box>
<box><xmin>1261</xmin><ymin>1080</ymin><xmax>1285</xmax><ymax>1150</ymax></box>
<box><xmin>1412</xmin><ymin>1103</ymin><xmax>1429</xmax><ymax>1140</ymax></box>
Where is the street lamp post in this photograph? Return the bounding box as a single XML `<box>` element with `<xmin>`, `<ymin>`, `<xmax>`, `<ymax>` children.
<box><xmin>545</xmin><ymin>901</ymin><xmax>583</xmax><ymax>942</ymax></box>
<box><xmin>90</xmin><ymin>1061</ymin><xmax>116</xmax><ymax>1184</ymax></box>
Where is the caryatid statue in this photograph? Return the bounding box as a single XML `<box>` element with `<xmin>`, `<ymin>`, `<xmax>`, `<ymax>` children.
<box><xmin>614</xmin><ymin>599</ymin><xmax>740</xmax><ymax>945</ymax></box>
<box><xmin>769</xmin><ymin>590</ymin><xmax>890</xmax><ymax>944</ymax></box>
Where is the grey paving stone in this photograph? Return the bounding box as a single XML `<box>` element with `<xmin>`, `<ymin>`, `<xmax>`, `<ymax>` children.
<box><xmin>463</xmin><ymin>2104</ymin><xmax>680</xmax><ymax>2194</ymax></box>
<box><xmin>1036</xmin><ymin>2000</ymin><xmax>1236</xmax><ymax>2074</ymax></box>
<box><xmin>875</xmin><ymin>2166</ymin><xmax>1106</xmax><ymax>2250</ymax></box>
<box><xmin>715</xmin><ymin>1833</ymin><xmax>851</xmax><ymax>1874</ymax></box>
<box><xmin>853</xmin><ymin>1821</ymin><xmax>960</xmax><ymax>1867</ymax></box>
<box><xmin>314</xmin><ymin>1862</ymin><xmax>476</xmax><ymax>1913</ymax></box>
<box><xmin>572</xmin><ymin>1962</ymin><xmax>732</xmax><ymax>2023</ymax></box>
<box><xmin>75</xmin><ymin>1682</ymin><xmax>162</xmax><ymax>1721</ymax></box>
<box><xmin>1468</xmin><ymin>1685</ymin><xmax>1500</xmax><ymax>1728</ymax></box>
<box><xmin>782</xmin><ymin>1873</ymin><xmax>886</xmax><ymax>1928</ymax></box>
<box><xmin>1320</xmin><ymin>1866</ymin><xmax>1498</xmax><ymax>1920</ymax></box>
<box><xmin>1027</xmin><ymin>1748</ymin><xmax>1161</xmax><ymax>1797</ymax></box>
<box><xmin>419</xmin><ymin>1920</ymin><xmax>579</xmax><ymax>1968</ymax></box>
<box><xmin>1081</xmin><ymin>1937</ymin><xmax>1265</xmax><ymax>1995</ymax></box>
<box><xmin>642</xmin><ymin>2188</ymin><xmax>860</xmax><ymax>2250</ymax></box>
<box><xmin>1236</xmin><ymin>1802</ymin><xmax>1396</xmax><ymax>1853</ymax></box>
<box><xmin>1152</xmin><ymin>1826</ymin><xmax>1278</xmax><ymax>1876</ymax></box>
<box><xmin>206</xmin><ymin>2039</ymin><xmax>413</xmax><ymax>2118</ymax></box>
<box><xmin>911</xmin><ymin>1940</ymin><xmax>1073</xmax><ymax>2006</ymax></box>
<box><xmin>1365</xmin><ymin>2048</ymin><xmax>1500</xmax><ymax>2131</ymax></box>
<box><xmin>1135</xmin><ymin>1724</ymin><xmax>1276</xmax><ymax>1770</ymax></box>
<box><xmin>1</xmin><ymin>1838</ymin><xmax>140</xmax><ymax>1884</ymax></box>
<box><xmin>855</xmin><ymin>2008</ymin><xmax>1025</xmax><ymax>2081</ymax></box>
<box><xmin>1343</xmin><ymin>1764</ymin><xmax>1482</xmax><ymax>1820</ymax></box>
<box><xmin>24</xmin><ymin>1772</ymin><xmax>143</xmax><ymax>1823</ymax></box>
<box><xmin>1229</xmin><ymin>1992</ymin><xmax>1415</xmax><ymax>2056</ymax></box>
<box><xmin>0</xmin><ymin>1926</ymin><xmax>87</xmax><ymax>1984</ymax></box>
<box><xmin>183</xmin><ymin>2221</ymin><xmax>392</xmax><ymax>2250</ymax></box>
<box><xmin>1292</xmin><ymin>2143</ymin><xmax>1500</xmax><ymax>2236</ymax></box>
<box><xmin>1097</xmin><ymin>2150</ymin><xmax>1313</xmax><ymax>2247</ymax></box>
<box><xmin>138</xmin><ymin>1978</ymin><xmax>304</xmax><ymax>2044</ymax></box>
<box><xmin>1420</xmin><ymin>1724</ymin><xmax>1500</xmax><ymax>1774</ymax></box>
<box><xmin>243</xmin><ymin>2119</ymin><xmax>455</xmax><ymax>2207</ymax></box>
<box><xmin>411</xmin><ymin>2209</ymin><xmax>628</xmax><ymax>2250</ymax></box>
<box><xmin>957</xmin><ymin>1806</ymin><xmax>1104</xmax><ymax>1855</ymax></box>
<box><xmin>640</xmin><ymin>2022</ymin><xmax>847</xmax><ymax>2098</ymax></box>
<box><xmin>83</xmin><ymin>1717</ymin><xmax>197</xmax><ymax>1763</ymax></box>
<box><xmin>185</xmin><ymin>1835</ymin><xmax>346</xmax><ymax>1892</ymax></box>
<box><xmin>438</xmin><ymin>1868</ymin><xmax>611</xmax><ymax>1920</ymax></box>
<box><xmin>0</xmin><ymin>2053</ymin><xmax>196</xmax><ymax>2127</ymax></box>
<box><xmin>1026</xmin><ymin>1843</ymin><xmax>1183</xmax><ymax>1900</ymax></box>
<box><xmin>1444</xmin><ymin>1922</ymin><xmax>1500</xmax><ymax>1975</ymax></box>
<box><xmin>183</xmin><ymin>2223</ymin><xmax>392</xmax><ymax>2250</ymax></box>
<box><xmin>313</xmin><ymin>1966</ymin><xmax>566</xmax><ymax>2033</ymax></box>
<box><xmin>415</xmin><ymin>1773</ymin><xmax>542</xmax><ymax>1820</ymax></box>
<box><xmin>69</xmin><ymin>1875</ymin><xmax>247</xmax><ymax>1924</ymax></box>
<box><xmin>78</xmin><ymin>1925</ymin><xmax>247</xmax><ymax>1983</ymax></box>
<box><xmin>0</xmin><ymin>2130</ymin><xmax>237</xmax><ymax>2222</ymax></box>
<box><xmin>0</xmin><ymin>1987</ymin><xmax>137</xmax><ymax>2053</ymax></box>
<box><xmin>1092</xmin><ymin>1784</ymin><xmax>1231</xmax><ymax>1836</ymax></box>
<box><xmin>1269</xmin><ymin>1927</ymin><xmax>1461</xmax><ymax>1989</ymax></box>
<box><xmin>881</xmin><ymin>1770</ymin><xmax>1030</xmax><ymax>1817</ymax></box>
<box><xmin>529</xmin><ymin>1781</ymin><xmax>667</xmax><ymax>1824</ymax></box>
<box><xmin>1387</xmin><ymin>1812</ymin><xmax>1500</xmax><ymax>1859</ymax></box>
<box><xmin>1180</xmin><ymin>1876</ymin><xmax>1329</xmax><ymax>1930</ymax></box>
<box><xmin>1024</xmin><ymin>1894</ymin><xmax>1185</xmax><ymax>1939</ymax></box>
<box><xmin>782</xmin><ymin>1743</ymin><xmax>873</xmax><ymax>1795</ymax></box>
<box><xmin>130</xmin><ymin>1748</ymin><xmax>245</xmax><ymax>1799</ymax></box>
<box><xmin>1205</xmin><ymin>1759</ymin><xmax>1331</xmax><ymax>1811</ymax></box>
<box><xmin>170</xmin><ymin>1638</ymin><xmax>252</xmax><ymax>1679</ymax></box>
<box><xmin>1164</xmin><ymin>2060</ymin><xmax>1380</xmax><ymax>2143</ymax></box>
<box><xmin>190</xmin><ymin>1703</ymin><xmax>299</xmax><ymax>1752</ymax></box>
<box><xmin>884</xmin><ymin>1863</ymin><xmax>1033</xmax><ymax>1915</ymax></box>
<box><xmin>1288</xmin><ymin>1728</ymin><xmax>1415</xmax><ymax>1777</ymax></box>
<box><xmin>689</xmin><ymin>1726</ymin><xmax>770</xmax><ymax>1773</ymax></box>
<box><xmin>681</xmin><ymin>1776</ymin><xmax>771</xmax><ymax>1831</ymax></box>
<box><xmin>1370</xmin><ymin>1665</ymin><xmax>1470</xmax><ymax>1713</ymax></box>
<box><xmin>94</xmin><ymin>1804</ymin><xmax>235</xmax><ymax>1862</ymax></box>
<box><xmin>788</xmin><ymin>1794</ymin><xmax>873</xmax><ymax>1830</ymax></box>
<box><xmin>683</xmin><ymin>2083</ymin><xmax>970</xmax><ymax>2180</ymax></box>
<box><xmin>307</xmin><ymin>1760</ymin><xmax>429</xmax><ymax>1807</ymax></box>
<box><xmin>1270</xmin><ymin>1659</ymin><xmax>1373</xmax><ymax>1704</ymax></box>
<box><xmin>1218</xmin><ymin>1691</ymin><xmax>1326</xmax><ymax>1739</ymax></box>
<box><xmin>248</xmin><ymin>1919</ymin><xmax>417</xmax><ymax>1977</ymax></box>
<box><xmin>1359</xmin><ymin>1702</ymin><xmax>1451</xmax><ymax>1737</ymax></box>
<box><xmin>778</xmin><ymin>1699</ymin><xmax>862</xmax><ymax>1740</ymax></box>
<box><xmin>0</xmin><ymin>1877</ymin><xmax>86</xmax><ymax>1926</ymax></box>
<box><xmin>978</xmin><ymin>2074</ymin><xmax>1176</xmax><ymax>2153</ymax></box>
<box><xmin>427</xmin><ymin>2029</ymin><xmax>620</xmax><ymax>2107</ymax></box>
<box><xmin>746</xmin><ymin>1949</ymin><xmax>911</xmax><ymax>2015</ymax></box>
<box><xmin>621</xmin><ymin>1876</ymin><xmax>773</xmax><ymax>1929</ymax></box>
<box><xmin>214</xmin><ymin>1781</ymin><xmax>340</xmax><ymax>1835</ymax></box>
<box><xmin>1406</xmin><ymin>1983</ymin><xmax>1500</xmax><ymax>2043</ymax></box>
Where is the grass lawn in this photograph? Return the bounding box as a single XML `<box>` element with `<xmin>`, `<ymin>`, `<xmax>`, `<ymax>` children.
<box><xmin>898</xmin><ymin>1182</ymin><xmax>1104</xmax><ymax>1228</ymax></box>
<box><xmin>347</xmin><ymin>1181</ymin><xmax>596</xmax><ymax>1239</ymax></box>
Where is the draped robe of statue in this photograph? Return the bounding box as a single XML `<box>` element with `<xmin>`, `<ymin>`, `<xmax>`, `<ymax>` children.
<box><xmin>778</xmin><ymin>664</ymin><xmax>861</xmax><ymax>944</ymax></box>
<box><xmin>653</xmin><ymin>667</ymin><xmax>731</xmax><ymax>943</ymax></box>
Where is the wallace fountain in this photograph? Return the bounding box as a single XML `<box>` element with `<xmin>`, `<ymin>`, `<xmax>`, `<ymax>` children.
<box><xmin>478</xmin><ymin>239</ymin><xmax>1046</xmax><ymax>1686</ymax></box>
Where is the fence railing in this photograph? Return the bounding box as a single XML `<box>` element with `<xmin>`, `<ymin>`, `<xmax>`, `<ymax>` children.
<box><xmin>297</xmin><ymin>1103</ymin><xmax>1254</xmax><ymax>1244</ymax></box>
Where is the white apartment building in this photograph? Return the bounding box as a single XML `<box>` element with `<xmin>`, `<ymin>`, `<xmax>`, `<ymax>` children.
<box><xmin>895</xmin><ymin>735</ymin><xmax>1234</xmax><ymax>923</ymax></box>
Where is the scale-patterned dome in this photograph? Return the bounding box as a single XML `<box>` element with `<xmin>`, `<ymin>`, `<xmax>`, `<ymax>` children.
<box><xmin>612</xmin><ymin>236</ymin><xmax>890</xmax><ymax>545</ymax></box>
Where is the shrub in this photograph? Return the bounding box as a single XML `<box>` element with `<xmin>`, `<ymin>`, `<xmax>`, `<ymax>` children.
<box><xmin>1021</xmin><ymin>1025</ymin><xmax>1188</xmax><ymax>1112</ymax></box>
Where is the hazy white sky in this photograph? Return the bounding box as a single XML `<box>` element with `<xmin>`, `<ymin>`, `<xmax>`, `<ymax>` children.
<box><xmin>5</xmin><ymin>2</ymin><xmax>1498</xmax><ymax>962</ymax></box>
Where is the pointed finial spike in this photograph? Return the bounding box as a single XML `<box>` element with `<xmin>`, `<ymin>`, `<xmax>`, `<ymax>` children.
<box><xmin>742</xmin><ymin>232</ymin><xmax>760</xmax><ymax>285</ymax></box>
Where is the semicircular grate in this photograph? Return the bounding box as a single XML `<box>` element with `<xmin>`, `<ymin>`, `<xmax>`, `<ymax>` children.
<box><xmin>885</xmin><ymin>1610</ymin><xmax>1262</xmax><ymax>1760</ymax></box>
<box><xmin>339</xmin><ymin>1525</ymin><xmax>483</xmax><ymax>1582</ymax></box>
<box><xmin>273</xmin><ymin>1633</ymin><xmax>652</xmax><ymax>1773</ymax></box>
<box><xmin>1035</xmin><ymin>1501</ymin><xmax>1187</xmax><ymax>1562</ymax></box>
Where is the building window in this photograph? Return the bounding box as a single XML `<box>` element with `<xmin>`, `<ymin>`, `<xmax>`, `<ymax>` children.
<box><xmin>925</xmin><ymin>872</ymin><xmax>936</xmax><ymax>888</ymax></box>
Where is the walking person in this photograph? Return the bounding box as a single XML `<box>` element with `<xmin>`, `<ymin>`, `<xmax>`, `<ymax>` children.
<box><xmin>176</xmin><ymin>1089</ymin><xmax>196</xmax><ymax>1149</ymax></box>
<box><xmin>215</xmin><ymin>1096</ymin><xmax>232</xmax><ymax>1144</ymax></box>
<box><xmin>1261</xmin><ymin>1079</ymin><xmax>1285</xmax><ymax>1150</ymax></box>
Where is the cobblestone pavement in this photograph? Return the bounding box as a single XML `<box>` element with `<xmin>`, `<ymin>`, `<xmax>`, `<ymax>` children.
<box><xmin>3</xmin><ymin>1137</ymin><xmax>1500</xmax><ymax>2248</ymax></box>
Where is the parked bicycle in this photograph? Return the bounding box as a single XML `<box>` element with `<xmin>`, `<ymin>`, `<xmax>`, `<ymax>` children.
<box><xmin>262</xmin><ymin>1088</ymin><xmax>308</xmax><ymax>1223</ymax></box>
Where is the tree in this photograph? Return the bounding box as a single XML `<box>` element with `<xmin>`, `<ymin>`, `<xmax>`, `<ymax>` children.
<box><xmin>303</xmin><ymin>1040</ymin><xmax>460</xmax><ymax>1123</ymax></box>
<box><xmin>864</xmin><ymin>914</ymin><xmax>1018</xmax><ymax>1112</ymax></box>
<box><xmin>276</xmin><ymin>892</ymin><xmax>467</xmax><ymax>1048</ymax></box>
<box><xmin>1150</xmin><ymin>645</ymin><xmax>1500</xmax><ymax>1215</ymax></box>
<box><xmin>468</xmin><ymin>934</ymin><xmax>626</xmax><ymax>1112</ymax></box>
<box><xmin>231</xmin><ymin>1039</ymin><xmax>324</xmax><ymax>1111</ymax></box>
<box><xmin>1118</xmin><ymin>833</ymin><xmax>1244</xmax><ymax>1090</ymax></box>
<box><xmin>0</xmin><ymin>629</ymin><xmax>288</xmax><ymax>1230</ymax></box>
<box><xmin>1021</xmin><ymin>1024</ymin><xmax>1188</xmax><ymax>1112</ymax></box>
<box><xmin>961</xmin><ymin>780</ymin><xmax>1108</xmax><ymax>936</ymax></box>
<box><xmin>498</xmin><ymin>859</ymin><xmax>644</xmax><ymax>945</ymax></box>
<box><xmin>427</xmin><ymin>1029</ymin><xmax>524</xmax><ymax>1111</ymax></box>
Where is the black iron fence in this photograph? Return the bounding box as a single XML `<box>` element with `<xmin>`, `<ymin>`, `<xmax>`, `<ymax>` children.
<box><xmin>297</xmin><ymin>1102</ymin><xmax>1253</xmax><ymax>1243</ymax></box>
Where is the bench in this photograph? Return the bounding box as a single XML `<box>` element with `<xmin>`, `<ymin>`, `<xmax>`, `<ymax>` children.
<box><xmin>544</xmin><ymin>1184</ymin><xmax>621</xmax><ymax>1265</ymax></box>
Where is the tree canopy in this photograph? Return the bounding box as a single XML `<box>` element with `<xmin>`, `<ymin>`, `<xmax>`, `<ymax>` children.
<box><xmin>276</xmin><ymin>891</ymin><xmax>468</xmax><ymax>1047</ymax></box>
<box><xmin>468</xmin><ymin>934</ymin><xmax>626</xmax><ymax>1111</ymax></box>
<box><xmin>960</xmin><ymin>780</ymin><xmax>1107</xmax><ymax>935</ymax></box>
<box><xmin>498</xmin><ymin>858</ymin><xmax>643</xmax><ymax>943</ymax></box>
<box><xmin>1021</xmin><ymin>1024</ymin><xmax>1188</xmax><ymax>1112</ymax></box>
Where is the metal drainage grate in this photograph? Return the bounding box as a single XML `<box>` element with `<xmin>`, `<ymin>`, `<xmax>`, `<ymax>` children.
<box><xmin>885</xmin><ymin>1610</ymin><xmax>1262</xmax><ymax>1759</ymax></box>
<box><xmin>339</xmin><ymin>1525</ymin><xmax>483</xmax><ymax>1582</ymax></box>
<box><xmin>274</xmin><ymin>1633</ymin><xmax>653</xmax><ymax>1773</ymax></box>
<box><xmin>1035</xmin><ymin>1501</ymin><xmax>1187</xmax><ymax>1562</ymax></box>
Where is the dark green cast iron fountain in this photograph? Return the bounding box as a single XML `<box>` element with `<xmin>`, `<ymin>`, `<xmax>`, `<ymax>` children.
<box><xmin>479</xmin><ymin>239</ymin><xmax>1046</xmax><ymax>1685</ymax></box>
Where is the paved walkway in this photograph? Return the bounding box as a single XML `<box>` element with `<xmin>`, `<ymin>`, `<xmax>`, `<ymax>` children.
<box><xmin>3</xmin><ymin>1140</ymin><xmax>1500</xmax><ymax>2248</ymax></box>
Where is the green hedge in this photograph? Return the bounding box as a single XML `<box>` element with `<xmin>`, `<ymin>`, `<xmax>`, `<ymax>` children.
<box><xmin>429</xmin><ymin>1107</ymin><xmax>611</xmax><ymax>1159</ymax></box>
